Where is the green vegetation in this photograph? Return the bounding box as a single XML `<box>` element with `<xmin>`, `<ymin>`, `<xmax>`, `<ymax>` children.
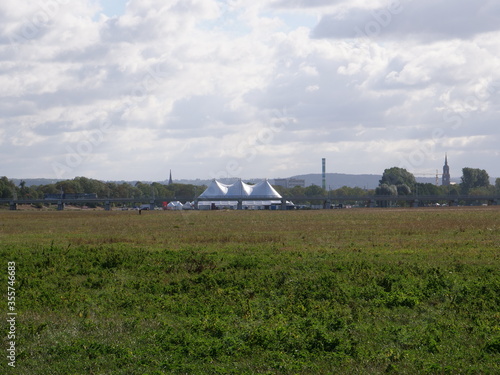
<box><xmin>1</xmin><ymin>208</ymin><xmax>500</xmax><ymax>374</ymax></box>
<box><xmin>0</xmin><ymin>176</ymin><xmax>203</xmax><ymax>201</ymax></box>
<box><xmin>461</xmin><ymin>168</ymin><xmax>491</xmax><ymax>195</ymax></box>
<box><xmin>0</xmin><ymin>166</ymin><xmax>498</xmax><ymax>208</ymax></box>
<box><xmin>378</xmin><ymin>167</ymin><xmax>416</xmax><ymax>196</ymax></box>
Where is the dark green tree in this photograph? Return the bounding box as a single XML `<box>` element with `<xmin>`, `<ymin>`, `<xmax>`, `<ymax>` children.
<box><xmin>375</xmin><ymin>183</ymin><xmax>397</xmax><ymax>207</ymax></box>
<box><xmin>36</xmin><ymin>183</ymin><xmax>60</xmax><ymax>195</ymax></box>
<box><xmin>109</xmin><ymin>182</ymin><xmax>141</xmax><ymax>199</ymax></box>
<box><xmin>375</xmin><ymin>184</ymin><xmax>397</xmax><ymax>196</ymax></box>
<box><xmin>379</xmin><ymin>167</ymin><xmax>416</xmax><ymax>195</ymax></box>
<box><xmin>460</xmin><ymin>168</ymin><xmax>490</xmax><ymax>194</ymax></box>
<box><xmin>73</xmin><ymin>177</ymin><xmax>106</xmax><ymax>195</ymax></box>
<box><xmin>304</xmin><ymin>184</ymin><xmax>326</xmax><ymax>197</ymax></box>
<box><xmin>134</xmin><ymin>182</ymin><xmax>152</xmax><ymax>197</ymax></box>
<box><xmin>170</xmin><ymin>183</ymin><xmax>197</xmax><ymax>200</ymax></box>
<box><xmin>17</xmin><ymin>180</ymin><xmax>40</xmax><ymax>199</ymax></box>
<box><xmin>331</xmin><ymin>186</ymin><xmax>368</xmax><ymax>197</ymax></box>
<box><xmin>151</xmin><ymin>182</ymin><xmax>171</xmax><ymax>198</ymax></box>
<box><xmin>397</xmin><ymin>184</ymin><xmax>412</xmax><ymax>195</ymax></box>
<box><xmin>55</xmin><ymin>180</ymin><xmax>83</xmax><ymax>194</ymax></box>
<box><xmin>272</xmin><ymin>185</ymin><xmax>289</xmax><ymax>197</ymax></box>
<box><xmin>18</xmin><ymin>180</ymin><xmax>28</xmax><ymax>198</ymax></box>
<box><xmin>448</xmin><ymin>185</ymin><xmax>460</xmax><ymax>196</ymax></box>
<box><xmin>0</xmin><ymin>177</ymin><xmax>16</xmax><ymax>199</ymax></box>
<box><xmin>469</xmin><ymin>186</ymin><xmax>495</xmax><ymax>196</ymax></box>
<box><xmin>415</xmin><ymin>183</ymin><xmax>440</xmax><ymax>196</ymax></box>
<box><xmin>289</xmin><ymin>186</ymin><xmax>306</xmax><ymax>196</ymax></box>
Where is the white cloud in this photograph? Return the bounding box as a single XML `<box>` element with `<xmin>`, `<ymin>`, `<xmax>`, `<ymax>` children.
<box><xmin>0</xmin><ymin>0</ymin><xmax>498</xmax><ymax>182</ymax></box>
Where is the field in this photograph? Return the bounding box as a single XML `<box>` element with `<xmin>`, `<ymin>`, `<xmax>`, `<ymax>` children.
<box><xmin>1</xmin><ymin>207</ymin><xmax>499</xmax><ymax>374</ymax></box>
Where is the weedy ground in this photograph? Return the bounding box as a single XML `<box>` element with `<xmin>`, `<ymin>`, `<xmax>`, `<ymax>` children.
<box><xmin>1</xmin><ymin>207</ymin><xmax>499</xmax><ymax>374</ymax></box>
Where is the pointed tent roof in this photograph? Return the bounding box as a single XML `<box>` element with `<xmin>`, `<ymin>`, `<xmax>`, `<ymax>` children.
<box><xmin>225</xmin><ymin>180</ymin><xmax>253</xmax><ymax>197</ymax></box>
<box><xmin>250</xmin><ymin>179</ymin><xmax>282</xmax><ymax>199</ymax></box>
<box><xmin>167</xmin><ymin>201</ymin><xmax>184</xmax><ymax>210</ymax></box>
<box><xmin>198</xmin><ymin>179</ymin><xmax>281</xmax><ymax>200</ymax></box>
<box><xmin>198</xmin><ymin>180</ymin><xmax>229</xmax><ymax>199</ymax></box>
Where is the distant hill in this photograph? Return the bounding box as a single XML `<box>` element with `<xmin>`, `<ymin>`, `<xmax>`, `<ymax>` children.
<box><xmin>172</xmin><ymin>174</ymin><xmax>386</xmax><ymax>189</ymax></box>
<box><xmin>285</xmin><ymin>173</ymin><xmax>381</xmax><ymax>189</ymax></box>
<box><xmin>168</xmin><ymin>178</ymin><xmax>264</xmax><ymax>187</ymax></box>
<box><xmin>11</xmin><ymin>178</ymin><xmax>62</xmax><ymax>187</ymax></box>
<box><xmin>9</xmin><ymin>175</ymin><xmax>493</xmax><ymax>189</ymax></box>
<box><xmin>275</xmin><ymin>173</ymin><xmax>465</xmax><ymax>189</ymax></box>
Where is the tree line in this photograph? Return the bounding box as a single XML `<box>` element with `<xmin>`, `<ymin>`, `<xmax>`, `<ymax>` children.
<box><xmin>0</xmin><ymin>177</ymin><xmax>203</xmax><ymax>201</ymax></box>
<box><xmin>375</xmin><ymin>167</ymin><xmax>498</xmax><ymax>197</ymax></box>
<box><xmin>0</xmin><ymin>167</ymin><xmax>498</xmax><ymax>203</ymax></box>
<box><xmin>275</xmin><ymin>167</ymin><xmax>499</xmax><ymax>199</ymax></box>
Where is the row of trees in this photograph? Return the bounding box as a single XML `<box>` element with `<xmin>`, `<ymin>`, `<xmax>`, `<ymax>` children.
<box><xmin>375</xmin><ymin>167</ymin><xmax>499</xmax><ymax>197</ymax></box>
<box><xmin>0</xmin><ymin>167</ymin><xmax>498</xmax><ymax>202</ymax></box>
<box><xmin>273</xmin><ymin>184</ymin><xmax>371</xmax><ymax>198</ymax></box>
<box><xmin>274</xmin><ymin>167</ymin><xmax>499</xmax><ymax>198</ymax></box>
<box><xmin>1</xmin><ymin>176</ymin><xmax>370</xmax><ymax>201</ymax></box>
<box><xmin>0</xmin><ymin>177</ymin><xmax>202</xmax><ymax>201</ymax></box>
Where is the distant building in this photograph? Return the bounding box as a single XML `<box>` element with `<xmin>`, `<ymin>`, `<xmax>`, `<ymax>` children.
<box><xmin>168</xmin><ymin>170</ymin><xmax>173</xmax><ymax>185</ymax></box>
<box><xmin>273</xmin><ymin>179</ymin><xmax>288</xmax><ymax>188</ymax></box>
<box><xmin>442</xmin><ymin>154</ymin><xmax>450</xmax><ymax>186</ymax></box>
<box><xmin>273</xmin><ymin>178</ymin><xmax>305</xmax><ymax>189</ymax></box>
<box><xmin>289</xmin><ymin>178</ymin><xmax>305</xmax><ymax>188</ymax></box>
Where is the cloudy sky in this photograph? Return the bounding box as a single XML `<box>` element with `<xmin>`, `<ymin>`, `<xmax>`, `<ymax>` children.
<box><xmin>1</xmin><ymin>0</ymin><xmax>499</xmax><ymax>182</ymax></box>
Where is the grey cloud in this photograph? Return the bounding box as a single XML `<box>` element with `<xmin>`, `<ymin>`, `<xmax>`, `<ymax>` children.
<box><xmin>31</xmin><ymin>122</ymin><xmax>73</xmax><ymax>137</ymax></box>
<box><xmin>169</xmin><ymin>95</ymin><xmax>237</xmax><ymax>129</ymax></box>
<box><xmin>0</xmin><ymin>100</ymin><xmax>37</xmax><ymax>117</ymax></box>
<box><xmin>312</xmin><ymin>0</ymin><xmax>500</xmax><ymax>41</ymax></box>
<box><xmin>271</xmin><ymin>0</ymin><xmax>344</xmax><ymax>9</ymax></box>
<box><xmin>21</xmin><ymin>89</ymin><xmax>107</xmax><ymax>109</ymax></box>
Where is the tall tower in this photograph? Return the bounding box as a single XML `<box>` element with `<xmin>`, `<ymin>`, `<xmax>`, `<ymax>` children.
<box><xmin>322</xmin><ymin>158</ymin><xmax>326</xmax><ymax>190</ymax></box>
<box><xmin>168</xmin><ymin>170</ymin><xmax>173</xmax><ymax>185</ymax></box>
<box><xmin>442</xmin><ymin>154</ymin><xmax>450</xmax><ymax>186</ymax></box>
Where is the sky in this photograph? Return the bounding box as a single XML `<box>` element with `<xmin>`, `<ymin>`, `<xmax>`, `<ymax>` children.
<box><xmin>1</xmin><ymin>0</ymin><xmax>499</xmax><ymax>182</ymax></box>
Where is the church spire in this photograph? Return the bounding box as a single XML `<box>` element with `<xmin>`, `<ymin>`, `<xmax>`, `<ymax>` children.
<box><xmin>168</xmin><ymin>170</ymin><xmax>173</xmax><ymax>185</ymax></box>
<box><xmin>442</xmin><ymin>154</ymin><xmax>450</xmax><ymax>186</ymax></box>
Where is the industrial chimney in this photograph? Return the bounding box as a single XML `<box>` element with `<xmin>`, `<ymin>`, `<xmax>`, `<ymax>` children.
<box><xmin>322</xmin><ymin>158</ymin><xmax>326</xmax><ymax>190</ymax></box>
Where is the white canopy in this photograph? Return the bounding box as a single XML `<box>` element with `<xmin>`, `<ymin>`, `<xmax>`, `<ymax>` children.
<box><xmin>198</xmin><ymin>180</ymin><xmax>229</xmax><ymax>199</ymax></box>
<box><xmin>182</xmin><ymin>201</ymin><xmax>194</xmax><ymax>210</ymax></box>
<box><xmin>198</xmin><ymin>179</ymin><xmax>282</xmax><ymax>199</ymax></box>
<box><xmin>250</xmin><ymin>180</ymin><xmax>282</xmax><ymax>198</ymax></box>
<box><xmin>225</xmin><ymin>180</ymin><xmax>253</xmax><ymax>197</ymax></box>
<box><xmin>167</xmin><ymin>201</ymin><xmax>184</xmax><ymax>210</ymax></box>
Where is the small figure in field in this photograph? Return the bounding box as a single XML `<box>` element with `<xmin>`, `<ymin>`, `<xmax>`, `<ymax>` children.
<box><xmin>139</xmin><ymin>209</ymin><xmax>142</xmax><ymax>215</ymax></box>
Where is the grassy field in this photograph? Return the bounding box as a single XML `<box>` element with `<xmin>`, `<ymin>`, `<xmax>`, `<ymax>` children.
<box><xmin>1</xmin><ymin>207</ymin><xmax>499</xmax><ymax>374</ymax></box>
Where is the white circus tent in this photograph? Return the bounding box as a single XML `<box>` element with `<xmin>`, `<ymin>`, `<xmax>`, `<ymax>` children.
<box><xmin>197</xmin><ymin>179</ymin><xmax>286</xmax><ymax>209</ymax></box>
<box><xmin>226</xmin><ymin>179</ymin><xmax>253</xmax><ymax>197</ymax></box>
<box><xmin>167</xmin><ymin>201</ymin><xmax>184</xmax><ymax>210</ymax></box>
<box><xmin>182</xmin><ymin>201</ymin><xmax>195</xmax><ymax>210</ymax></box>
<box><xmin>250</xmin><ymin>180</ymin><xmax>282</xmax><ymax>198</ymax></box>
<box><xmin>198</xmin><ymin>180</ymin><xmax>229</xmax><ymax>199</ymax></box>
